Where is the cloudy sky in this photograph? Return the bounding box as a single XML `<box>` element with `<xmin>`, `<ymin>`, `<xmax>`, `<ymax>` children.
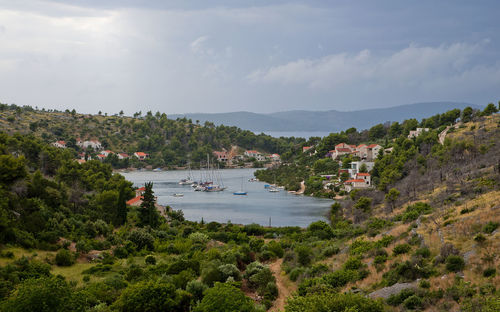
<box><xmin>0</xmin><ymin>0</ymin><xmax>498</xmax><ymax>114</ymax></box>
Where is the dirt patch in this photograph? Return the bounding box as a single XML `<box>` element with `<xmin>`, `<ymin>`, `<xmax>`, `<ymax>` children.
<box><xmin>269</xmin><ymin>258</ymin><xmax>296</xmax><ymax>312</ymax></box>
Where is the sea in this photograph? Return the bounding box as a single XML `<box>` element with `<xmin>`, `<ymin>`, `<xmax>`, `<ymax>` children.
<box><xmin>120</xmin><ymin>168</ymin><xmax>333</xmax><ymax>227</ymax></box>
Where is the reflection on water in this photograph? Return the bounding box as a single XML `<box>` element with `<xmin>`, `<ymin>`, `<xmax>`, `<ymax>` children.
<box><xmin>120</xmin><ymin>168</ymin><xmax>333</xmax><ymax>227</ymax></box>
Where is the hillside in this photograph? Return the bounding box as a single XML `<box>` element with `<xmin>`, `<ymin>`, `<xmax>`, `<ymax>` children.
<box><xmin>0</xmin><ymin>104</ymin><xmax>304</xmax><ymax>168</ymax></box>
<box><xmin>170</xmin><ymin>102</ymin><xmax>481</xmax><ymax>133</ymax></box>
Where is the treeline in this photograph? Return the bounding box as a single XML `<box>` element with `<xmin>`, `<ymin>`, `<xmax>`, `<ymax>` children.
<box><xmin>0</xmin><ymin>103</ymin><xmax>305</xmax><ymax>168</ymax></box>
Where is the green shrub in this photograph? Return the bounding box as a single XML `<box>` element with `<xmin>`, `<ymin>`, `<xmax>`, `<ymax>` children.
<box><xmin>415</xmin><ymin>247</ymin><xmax>431</xmax><ymax>258</ymax></box>
<box><xmin>145</xmin><ymin>255</ymin><xmax>156</xmax><ymax>265</ymax></box>
<box><xmin>322</xmin><ymin>245</ymin><xmax>340</xmax><ymax>258</ymax></box>
<box><xmin>419</xmin><ymin>280</ymin><xmax>431</xmax><ymax>288</ymax></box>
<box><xmin>483</xmin><ymin>267</ymin><xmax>496</xmax><ymax>277</ymax></box>
<box><xmin>285</xmin><ymin>292</ymin><xmax>383</xmax><ymax>312</ymax></box>
<box><xmin>387</xmin><ymin>288</ymin><xmax>415</xmax><ymax>306</ymax></box>
<box><xmin>446</xmin><ymin>255</ymin><xmax>465</xmax><ymax>272</ymax></box>
<box><xmin>266</xmin><ymin>241</ymin><xmax>284</xmax><ymax>258</ymax></box>
<box><xmin>194</xmin><ymin>282</ymin><xmax>256</xmax><ymax>312</ymax></box>
<box><xmin>295</xmin><ymin>245</ymin><xmax>312</xmax><ymax>266</ymax></box>
<box><xmin>55</xmin><ymin>249</ymin><xmax>74</xmax><ymax>266</ymax></box>
<box><xmin>403</xmin><ymin>295</ymin><xmax>423</xmax><ymax>309</ymax></box>
<box><xmin>483</xmin><ymin>222</ymin><xmax>499</xmax><ymax>234</ymax></box>
<box><xmin>393</xmin><ymin>244</ymin><xmax>411</xmax><ymax>255</ymax></box>
<box><xmin>343</xmin><ymin>257</ymin><xmax>363</xmax><ymax>270</ymax></box>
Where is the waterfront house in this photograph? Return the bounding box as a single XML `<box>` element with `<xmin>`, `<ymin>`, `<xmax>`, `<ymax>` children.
<box><xmin>134</xmin><ymin>152</ymin><xmax>148</xmax><ymax>161</ymax></box>
<box><xmin>101</xmin><ymin>150</ymin><xmax>113</xmax><ymax>157</ymax></box>
<box><xmin>348</xmin><ymin>161</ymin><xmax>374</xmax><ymax>178</ymax></box>
<box><xmin>213</xmin><ymin>151</ymin><xmax>229</xmax><ymax>162</ymax></box>
<box><xmin>244</xmin><ymin>150</ymin><xmax>260</xmax><ymax>158</ymax></box>
<box><xmin>344</xmin><ymin>179</ymin><xmax>370</xmax><ymax>192</ymax></box>
<box><xmin>117</xmin><ymin>153</ymin><xmax>129</xmax><ymax>160</ymax></box>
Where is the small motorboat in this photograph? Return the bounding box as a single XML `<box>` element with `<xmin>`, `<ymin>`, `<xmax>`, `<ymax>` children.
<box><xmin>233</xmin><ymin>191</ymin><xmax>247</xmax><ymax>195</ymax></box>
<box><xmin>172</xmin><ymin>193</ymin><xmax>184</xmax><ymax>197</ymax></box>
<box><xmin>268</xmin><ymin>187</ymin><xmax>279</xmax><ymax>192</ymax></box>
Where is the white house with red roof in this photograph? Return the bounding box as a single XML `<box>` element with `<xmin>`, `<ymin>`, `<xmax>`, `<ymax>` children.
<box><xmin>344</xmin><ymin>178</ymin><xmax>370</xmax><ymax>192</ymax></box>
<box><xmin>366</xmin><ymin>144</ymin><xmax>382</xmax><ymax>161</ymax></box>
<box><xmin>101</xmin><ymin>150</ymin><xmax>113</xmax><ymax>157</ymax></box>
<box><xmin>302</xmin><ymin>146</ymin><xmax>313</xmax><ymax>153</ymax></box>
<box><xmin>244</xmin><ymin>150</ymin><xmax>260</xmax><ymax>158</ymax></box>
<box><xmin>96</xmin><ymin>154</ymin><xmax>107</xmax><ymax>161</ymax></box>
<box><xmin>134</xmin><ymin>152</ymin><xmax>148</xmax><ymax>161</ymax></box>
<box><xmin>117</xmin><ymin>153</ymin><xmax>129</xmax><ymax>160</ymax></box>
<box><xmin>52</xmin><ymin>140</ymin><xmax>66</xmax><ymax>148</ymax></box>
<box><xmin>348</xmin><ymin>161</ymin><xmax>374</xmax><ymax>178</ymax></box>
<box><xmin>355</xmin><ymin>172</ymin><xmax>371</xmax><ymax>185</ymax></box>
<box><xmin>269</xmin><ymin>153</ymin><xmax>281</xmax><ymax>162</ymax></box>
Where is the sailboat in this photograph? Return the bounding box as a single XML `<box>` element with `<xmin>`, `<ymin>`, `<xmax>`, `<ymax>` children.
<box><xmin>233</xmin><ymin>177</ymin><xmax>247</xmax><ymax>195</ymax></box>
<box><xmin>203</xmin><ymin>154</ymin><xmax>225</xmax><ymax>192</ymax></box>
<box><xmin>179</xmin><ymin>162</ymin><xmax>194</xmax><ymax>185</ymax></box>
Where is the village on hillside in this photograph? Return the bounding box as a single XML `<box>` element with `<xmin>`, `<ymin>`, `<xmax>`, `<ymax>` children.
<box><xmin>51</xmin><ymin>138</ymin><xmax>282</xmax><ymax>169</ymax></box>
<box><xmin>299</xmin><ymin>127</ymin><xmax>430</xmax><ymax>195</ymax></box>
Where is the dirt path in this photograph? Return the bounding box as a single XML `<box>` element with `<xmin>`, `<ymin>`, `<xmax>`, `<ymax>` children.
<box><xmin>269</xmin><ymin>258</ymin><xmax>295</xmax><ymax>312</ymax></box>
<box><xmin>438</xmin><ymin>125</ymin><xmax>451</xmax><ymax>145</ymax></box>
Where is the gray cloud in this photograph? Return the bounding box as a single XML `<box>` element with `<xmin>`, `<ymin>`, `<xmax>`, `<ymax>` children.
<box><xmin>0</xmin><ymin>1</ymin><xmax>498</xmax><ymax>114</ymax></box>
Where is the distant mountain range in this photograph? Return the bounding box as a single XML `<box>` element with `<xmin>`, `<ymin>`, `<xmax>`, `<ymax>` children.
<box><xmin>169</xmin><ymin>102</ymin><xmax>482</xmax><ymax>133</ymax></box>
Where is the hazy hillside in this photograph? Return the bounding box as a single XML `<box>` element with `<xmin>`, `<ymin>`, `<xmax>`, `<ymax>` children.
<box><xmin>171</xmin><ymin>102</ymin><xmax>481</xmax><ymax>133</ymax></box>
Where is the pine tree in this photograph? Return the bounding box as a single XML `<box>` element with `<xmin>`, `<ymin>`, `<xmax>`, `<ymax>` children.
<box><xmin>139</xmin><ymin>182</ymin><xmax>160</xmax><ymax>228</ymax></box>
<box><xmin>115</xmin><ymin>182</ymin><xmax>128</xmax><ymax>226</ymax></box>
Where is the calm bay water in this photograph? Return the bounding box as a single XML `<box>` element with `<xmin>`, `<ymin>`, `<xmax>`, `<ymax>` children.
<box><xmin>120</xmin><ymin>168</ymin><xmax>332</xmax><ymax>227</ymax></box>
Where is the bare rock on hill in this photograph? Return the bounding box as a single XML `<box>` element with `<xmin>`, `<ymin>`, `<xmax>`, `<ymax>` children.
<box><xmin>368</xmin><ymin>282</ymin><xmax>417</xmax><ymax>299</ymax></box>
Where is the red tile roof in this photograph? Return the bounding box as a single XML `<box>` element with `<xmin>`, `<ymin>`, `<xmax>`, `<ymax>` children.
<box><xmin>126</xmin><ymin>196</ymin><xmax>143</xmax><ymax>205</ymax></box>
<box><xmin>336</xmin><ymin>148</ymin><xmax>352</xmax><ymax>152</ymax></box>
<box><xmin>356</xmin><ymin>173</ymin><xmax>371</xmax><ymax>176</ymax></box>
<box><xmin>357</xmin><ymin>144</ymin><xmax>366</xmax><ymax>148</ymax></box>
<box><xmin>367</xmin><ymin>144</ymin><xmax>380</xmax><ymax>148</ymax></box>
<box><xmin>135</xmin><ymin>152</ymin><xmax>147</xmax><ymax>156</ymax></box>
<box><xmin>344</xmin><ymin>179</ymin><xmax>365</xmax><ymax>183</ymax></box>
<box><xmin>335</xmin><ymin>143</ymin><xmax>346</xmax><ymax>147</ymax></box>
<box><xmin>137</xmin><ymin>187</ymin><xmax>146</xmax><ymax>192</ymax></box>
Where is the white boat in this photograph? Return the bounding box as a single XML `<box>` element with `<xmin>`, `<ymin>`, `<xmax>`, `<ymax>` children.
<box><xmin>179</xmin><ymin>179</ymin><xmax>194</xmax><ymax>185</ymax></box>
<box><xmin>269</xmin><ymin>187</ymin><xmax>279</xmax><ymax>192</ymax></box>
<box><xmin>172</xmin><ymin>193</ymin><xmax>184</xmax><ymax>197</ymax></box>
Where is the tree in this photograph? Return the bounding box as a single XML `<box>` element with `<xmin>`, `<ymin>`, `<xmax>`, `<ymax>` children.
<box><xmin>354</xmin><ymin>197</ymin><xmax>372</xmax><ymax>212</ymax></box>
<box><xmin>139</xmin><ymin>182</ymin><xmax>160</xmax><ymax>228</ymax></box>
<box><xmin>195</xmin><ymin>282</ymin><xmax>256</xmax><ymax>312</ymax></box>
<box><xmin>461</xmin><ymin>106</ymin><xmax>474</xmax><ymax>123</ymax></box>
<box><xmin>1</xmin><ymin>277</ymin><xmax>74</xmax><ymax>312</ymax></box>
<box><xmin>482</xmin><ymin>103</ymin><xmax>498</xmax><ymax>116</ymax></box>
<box><xmin>119</xmin><ymin>110</ymin><xmax>124</xmax><ymax>117</ymax></box>
<box><xmin>115</xmin><ymin>182</ymin><xmax>129</xmax><ymax>226</ymax></box>
<box><xmin>114</xmin><ymin>281</ymin><xmax>190</xmax><ymax>312</ymax></box>
<box><xmin>385</xmin><ymin>188</ymin><xmax>400</xmax><ymax>212</ymax></box>
<box><xmin>359</xmin><ymin>163</ymin><xmax>368</xmax><ymax>173</ymax></box>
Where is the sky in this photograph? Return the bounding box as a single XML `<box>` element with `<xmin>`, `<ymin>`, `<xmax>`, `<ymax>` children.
<box><xmin>0</xmin><ymin>0</ymin><xmax>498</xmax><ymax>114</ymax></box>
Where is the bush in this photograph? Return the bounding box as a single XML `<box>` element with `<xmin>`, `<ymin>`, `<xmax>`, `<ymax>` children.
<box><xmin>415</xmin><ymin>247</ymin><xmax>431</xmax><ymax>258</ymax></box>
<box><xmin>295</xmin><ymin>245</ymin><xmax>312</xmax><ymax>266</ymax></box>
<box><xmin>128</xmin><ymin>228</ymin><xmax>154</xmax><ymax>251</ymax></box>
<box><xmin>145</xmin><ymin>255</ymin><xmax>156</xmax><ymax>265</ymax></box>
<box><xmin>419</xmin><ymin>279</ymin><xmax>431</xmax><ymax>289</ymax></box>
<box><xmin>55</xmin><ymin>249</ymin><xmax>74</xmax><ymax>266</ymax></box>
<box><xmin>483</xmin><ymin>267</ymin><xmax>496</xmax><ymax>277</ymax></box>
<box><xmin>483</xmin><ymin>222</ymin><xmax>499</xmax><ymax>234</ymax></box>
<box><xmin>113</xmin><ymin>246</ymin><xmax>128</xmax><ymax>259</ymax></box>
<box><xmin>218</xmin><ymin>264</ymin><xmax>241</xmax><ymax>282</ymax></box>
<box><xmin>446</xmin><ymin>255</ymin><xmax>465</xmax><ymax>272</ymax></box>
<box><xmin>194</xmin><ymin>282</ymin><xmax>256</xmax><ymax>312</ymax></box>
<box><xmin>322</xmin><ymin>245</ymin><xmax>340</xmax><ymax>258</ymax></box>
<box><xmin>343</xmin><ymin>257</ymin><xmax>363</xmax><ymax>270</ymax></box>
<box><xmin>186</xmin><ymin>280</ymin><xmax>208</xmax><ymax>302</ymax></box>
<box><xmin>285</xmin><ymin>292</ymin><xmax>383</xmax><ymax>312</ymax></box>
<box><xmin>393</xmin><ymin>244</ymin><xmax>411</xmax><ymax>256</ymax></box>
<box><xmin>403</xmin><ymin>295</ymin><xmax>423</xmax><ymax>309</ymax></box>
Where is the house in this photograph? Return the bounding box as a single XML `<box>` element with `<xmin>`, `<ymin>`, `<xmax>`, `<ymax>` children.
<box><xmin>344</xmin><ymin>179</ymin><xmax>370</xmax><ymax>192</ymax></box>
<box><xmin>76</xmin><ymin>159</ymin><xmax>86</xmax><ymax>164</ymax></box>
<box><xmin>213</xmin><ymin>151</ymin><xmax>229</xmax><ymax>162</ymax></box>
<box><xmin>255</xmin><ymin>154</ymin><xmax>267</xmax><ymax>162</ymax></box>
<box><xmin>408</xmin><ymin>128</ymin><xmax>430</xmax><ymax>139</ymax></box>
<box><xmin>244</xmin><ymin>150</ymin><xmax>260</xmax><ymax>158</ymax></box>
<box><xmin>331</xmin><ymin>148</ymin><xmax>352</xmax><ymax>160</ymax></box>
<box><xmin>126</xmin><ymin>196</ymin><xmax>143</xmax><ymax>206</ymax></box>
<box><xmin>269</xmin><ymin>154</ymin><xmax>281</xmax><ymax>162</ymax></box>
<box><xmin>77</xmin><ymin>139</ymin><xmax>102</xmax><ymax>150</ymax></box>
<box><xmin>348</xmin><ymin>161</ymin><xmax>374</xmax><ymax>178</ymax></box>
<box><xmin>52</xmin><ymin>141</ymin><xmax>66</xmax><ymax>148</ymax></box>
<box><xmin>135</xmin><ymin>186</ymin><xmax>146</xmax><ymax>196</ymax></box>
<box><xmin>134</xmin><ymin>152</ymin><xmax>148</xmax><ymax>161</ymax></box>
<box><xmin>357</xmin><ymin>144</ymin><xmax>368</xmax><ymax>159</ymax></box>
<box><xmin>366</xmin><ymin>144</ymin><xmax>382</xmax><ymax>161</ymax></box>
<box><xmin>96</xmin><ymin>154</ymin><xmax>107</xmax><ymax>161</ymax></box>
<box><xmin>101</xmin><ymin>150</ymin><xmax>113</xmax><ymax>157</ymax></box>
<box><xmin>355</xmin><ymin>172</ymin><xmax>371</xmax><ymax>185</ymax></box>
<box><xmin>117</xmin><ymin>153</ymin><xmax>129</xmax><ymax>160</ymax></box>
<box><xmin>302</xmin><ymin>146</ymin><xmax>313</xmax><ymax>153</ymax></box>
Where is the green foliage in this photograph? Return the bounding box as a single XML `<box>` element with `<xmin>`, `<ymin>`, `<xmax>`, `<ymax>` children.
<box><xmin>1</xmin><ymin>277</ymin><xmax>74</xmax><ymax>312</ymax></box>
<box><xmin>483</xmin><ymin>221</ymin><xmax>499</xmax><ymax>234</ymax></box>
<box><xmin>55</xmin><ymin>249</ymin><xmax>75</xmax><ymax>266</ymax></box>
<box><xmin>354</xmin><ymin>197</ymin><xmax>372</xmax><ymax>212</ymax></box>
<box><xmin>393</xmin><ymin>244</ymin><xmax>411</xmax><ymax>256</ymax></box>
<box><xmin>139</xmin><ymin>182</ymin><xmax>160</xmax><ymax>228</ymax></box>
<box><xmin>128</xmin><ymin>228</ymin><xmax>155</xmax><ymax>251</ymax></box>
<box><xmin>194</xmin><ymin>282</ymin><xmax>256</xmax><ymax>312</ymax></box>
<box><xmin>114</xmin><ymin>280</ymin><xmax>190</xmax><ymax>312</ymax></box>
<box><xmin>145</xmin><ymin>255</ymin><xmax>156</xmax><ymax>265</ymax></box>
<box><xmin>446</xmin><ymin>255</ymin><xmax>465</xmax><ymax>272</ymax></box>
<box><xmin>399</xmin><ymin>202</ymin><xmax>432</xmax><ymax>222</ymax></box>
<box><xmin>295</xmin><ymin>245</ymin><xmax>312</xmax><ymax>266</ymax></box>
<box><xmin>285</xmin><ymin>292</ymin><xmax>383</xmax><ymax>312</ymax></box>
